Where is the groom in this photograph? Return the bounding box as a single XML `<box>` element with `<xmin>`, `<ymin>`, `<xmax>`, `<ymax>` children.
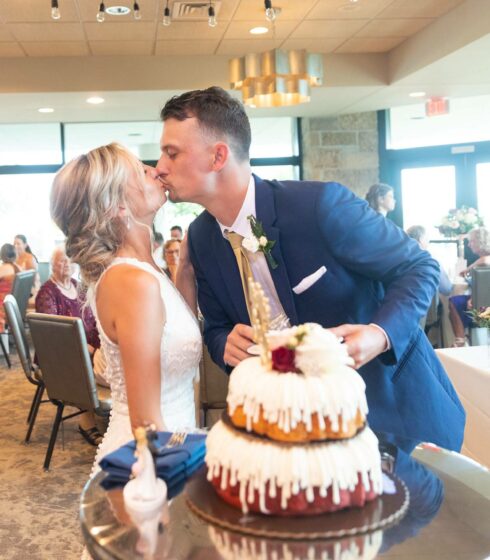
<box><xmin>156</xmin><ymin>87</ymin><xmax>465</xmax><ymax>451</ymax></box>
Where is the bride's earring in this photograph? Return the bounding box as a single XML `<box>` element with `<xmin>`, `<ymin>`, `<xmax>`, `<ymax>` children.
<box><xmin>126</xmin><ymin>215</ymin><xmax>131</xmax><ymax>230</ymax></box>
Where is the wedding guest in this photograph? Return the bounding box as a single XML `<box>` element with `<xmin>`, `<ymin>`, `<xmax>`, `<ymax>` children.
<box><xmin>164</xmin><ymin>239</ymin><xmax>181</xmax><ymax>283</ymax></box>
<box><xmin>170</xmin><ymin>225</ymin><xmax>183</xmax><ymax>240</ymax></box>
<box><xmin>152</xmin><ymin>231</ymin><xmax>166</xmax><ymax>269</ymax></box>
<box><xmin>365</xmin><ymin>183</ymin><xmax>396</xmax><ymax>217</ymax></box>
<box><xmin>14</xmin><ymin>234</ymin><xmax>38</xmax><ymax>271</ymax></box>
<box><xmin>449</xmin><ymin>226</ymin><xmax>490</xmax><ymax>345</ymax></box>
<box><xmin>0</xmin><ymin>244</ymin><xmax>20</xmax><ymax>332</ymax></box>
<box><xmin>406</xmin><ymin>225</ymin><xmax>452</xmax><ymax>296</ymax></box>
<box><xmin>35</xmin><ymin>245</ymin><xmax>104</xmax><ymax>446</ymax></box>
<box><xmin>157</xmin><ymin>86</ymin><xmax>464</xmax><ymax>452</ymax></box>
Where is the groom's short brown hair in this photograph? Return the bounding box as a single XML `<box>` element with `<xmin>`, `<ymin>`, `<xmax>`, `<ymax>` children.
<box><xmin>160</xmin><ymin>86</ymin><xmax>251</xmax><ymax>162</ymax></box>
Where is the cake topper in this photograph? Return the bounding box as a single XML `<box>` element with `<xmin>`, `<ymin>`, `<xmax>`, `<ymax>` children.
<box><xmin>248</xmin><ymin>278</ymin><xmax>272</xmax><ymax>368</ymax></box>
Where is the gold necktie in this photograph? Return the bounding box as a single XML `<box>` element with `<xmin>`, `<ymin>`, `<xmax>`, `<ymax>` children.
<box><xmin>226</xmin><ymin>231</ymin><xmax>255</xmax><ymax>321</ymax></box>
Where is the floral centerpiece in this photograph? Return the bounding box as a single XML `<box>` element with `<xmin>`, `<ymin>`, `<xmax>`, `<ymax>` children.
<box><xmin>467</xmin><ymin>306</ymin><xmax>490</xmax><ymax>328</ymax></box>
<box><xmin>437</xmin><ymin>206</ymin><xmax>484</xmax><ymax>238</ymax></box>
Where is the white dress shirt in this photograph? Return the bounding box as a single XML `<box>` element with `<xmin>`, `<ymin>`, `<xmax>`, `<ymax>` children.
<box><xmin>217</xmin><ymin>175</ymin><xmax>290</xmax><ymax>329</ymax></box>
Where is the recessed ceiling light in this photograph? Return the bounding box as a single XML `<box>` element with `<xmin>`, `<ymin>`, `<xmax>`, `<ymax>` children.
<box><xmin>409</xmin><ymin>91</ymin><xmax>426</xmax><ymax>98</ymax></box>
<box><xmin>86</xmin><ymin>96</ymin><xmax>105</xmax><ymax>104</ymax></box>
<box><xmin>250</xmin><ymin>26</ymin><xmax>269</xmax><ymax>35</ymax></box>
<box><xmin>106</xmin><ymin>6</ymin><xmax>131</xmax><ymax>15</ymax></box>
<box><xmin>38</xmin><ymin>107</ymin><xmax>54</xmax><ymax>113</ymax></box>
<box><xmin>128</xmin><ymin>132</ymin><xmax>142</xmax><ymax>137</ymax></box>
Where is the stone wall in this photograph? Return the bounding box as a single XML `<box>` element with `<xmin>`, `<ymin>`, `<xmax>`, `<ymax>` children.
<box><xmin>301</xmin><ymin>111</ymin><xmax>379</xmax><ymax>198</ymax></box>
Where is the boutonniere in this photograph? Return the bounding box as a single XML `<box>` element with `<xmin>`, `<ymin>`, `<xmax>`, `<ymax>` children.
<box><xmin>243</xmin><ymin>215</ymin><xmax>278</xmax><ymax>269</ymax></box>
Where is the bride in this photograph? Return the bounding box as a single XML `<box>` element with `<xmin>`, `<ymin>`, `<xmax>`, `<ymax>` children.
<box><xmin>50</xmin><ymin>143</ymin><xmax>201</xmax><ymax>472</ymax></box>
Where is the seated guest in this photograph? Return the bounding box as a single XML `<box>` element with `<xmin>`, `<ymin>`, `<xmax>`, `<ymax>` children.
<box><xmin>406</xmin><ymin>225</ymin><xmax>452</xmax><ymax>296</ymax></box>
<box><xmin>35</xmin><ymin>245</ymin><xmax>104</xmax><ymax>446</ymax></box>
<box><xmin>449</xmin><ymin>226</ymin><xmax>490</xmax><ymax>346</ymax></box>
<box><xmin>0</xmin><ymin>244</ymin><xmax>21</xmax><ymax>332</ymax></box>
<box><xmin>170</xmin><ymin>224</ymin><xmax>183</xmax><ymax>240</ymax></box>
<box><xmin>164</xmin><ymin>239</ymin><xmax>181</xmax><ymax>284</ymax></box>
<box><xmin>14</xmin><ymin>234</ymin><xmax>38</xmax><ymax>271</ymax></box>
<box><xmin>365</xmin><ymin>183</ymin><xmax>396</xmax><ymax>217</ymax></box>
<box><xmin>14</xmin><ymin>234</ymin><xmax>40</xmax><ymax>297</ymax></box>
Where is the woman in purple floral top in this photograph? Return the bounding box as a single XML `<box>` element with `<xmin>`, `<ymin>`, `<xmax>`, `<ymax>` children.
<box><xmin>35</xmin><ymin>246</ymin><xmax>104</xmax><ymax>446</ymax></box>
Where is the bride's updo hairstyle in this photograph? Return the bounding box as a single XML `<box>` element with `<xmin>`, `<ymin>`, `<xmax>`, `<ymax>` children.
<box><xmin>51</xmin><ymin>143</ymin><xmax>145</xmax><ymax>285</ymax></box>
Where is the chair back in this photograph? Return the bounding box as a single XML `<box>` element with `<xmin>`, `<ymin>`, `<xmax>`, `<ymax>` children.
<box><xmin>27</xmin><ymin>313</ymin><xmax>106</xmax><ymax>415</ymax></box>
<box><xmin>3</xmin><ymin>295</ymin><xmax>34</xmax><ymax>379</ymax></box>
<box><xmin>12</xmin><ymin>270</ymin><xmax>36</xmax><ymax>321</ymax></box>
<box><xmin>471</xmin><ymin>266</ymin><xmax>490</xmax><ymax>310</ymax></box>
<box><xmin>37</xmin><ymin>262</ymin><xmax>50</xmax><ymax>285</ymax></box>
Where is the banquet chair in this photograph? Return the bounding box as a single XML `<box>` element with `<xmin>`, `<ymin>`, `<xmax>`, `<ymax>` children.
<box><xmin>424</xmin><ymin>293</ymin><xmax>443</xmax><ymax>348</ymax></box>
<box><xmin>27</xmin><ymin>313</ymin><xmax>111</xmax><ymax>471</ymax></box>
<box><xmin>12</xmin><ymin>270</ymin><xmax>36</xmax><ymax>322</ymax></box>
<box><xmin>471</xmin><ymin>266</ymin><xmax>490</xmax><ymax>309</ymax></box>
<box><xmin>3</xmin><ymin>295</ymin><xmax>46</xmax><ymax>442</ymax></box>
<box><xmin>199</xmin><ymin>342</ymin><xmax>229</xmax><ymax>428</ymax></box>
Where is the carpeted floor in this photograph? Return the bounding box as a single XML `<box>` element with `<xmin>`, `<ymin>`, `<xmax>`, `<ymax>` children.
<box><xmin>0</xmin><ymin>354</ymin><xmax>98</xmax><ymax>560</ymax></box>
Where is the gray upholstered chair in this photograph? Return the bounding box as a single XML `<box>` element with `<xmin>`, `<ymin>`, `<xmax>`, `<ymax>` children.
<box><xmin>3</xmin><ymin>295</ymin><xmax>45</xmax><ymax>442</ymax></box>
<box><xmin>27</xmin><ymin>313</ymin><xmax>111</xmax><ymax>471</ymax></box>
<box><xmin>471</xmin><ymin>266</ymin><xmax>490</xmax><ymax>309</ymax></box>
<box><xmin>199</xmin><ymin>342</ymin><xmax>229</xmax><ymax>428</ymax></box>
<box><xmin>12</xmin><ymin>270</ymin><xmax>36</xmax><ymax>322</ymax></box>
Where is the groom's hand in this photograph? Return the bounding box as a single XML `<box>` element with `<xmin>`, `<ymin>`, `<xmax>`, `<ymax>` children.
<box><xmin>328</xmin><ymin>324</ymin><xmax>387</xmax><ymax>369</ymax></box>
<box><xmin>224</xmin><ymin>324</ymin><xmax>255</xmax><ymax>367</ymax></box>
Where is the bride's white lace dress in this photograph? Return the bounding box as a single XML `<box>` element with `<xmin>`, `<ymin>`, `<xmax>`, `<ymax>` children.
<box><xmin>90</xmin><ymin>257</ymin><xmax>202</xmax><ymax>476</ymax></box>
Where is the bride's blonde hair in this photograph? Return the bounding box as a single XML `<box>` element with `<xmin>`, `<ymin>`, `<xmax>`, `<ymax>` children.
<box><xmin>50</xmin><ymin>143</ymin><xmax>145</xmax><ymax>285</ymax></box>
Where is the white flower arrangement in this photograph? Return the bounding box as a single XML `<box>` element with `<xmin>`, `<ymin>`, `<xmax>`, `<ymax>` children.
<box><xmin>437</xmin><ymin>206</ymin><xmax>484</xmax><ymax>237</ymax></box>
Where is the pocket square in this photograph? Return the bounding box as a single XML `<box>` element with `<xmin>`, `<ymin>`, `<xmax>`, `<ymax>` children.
<box><xmin>292</xmin><ymin>266</ymin><xmax>327</xmax><ymax>295</ymax></box>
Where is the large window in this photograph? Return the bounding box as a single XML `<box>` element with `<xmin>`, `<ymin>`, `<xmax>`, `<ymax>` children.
<box><xmin>0</xmin><ymin>124</ymin><xmax>62</xmax><ymax>165</ymax></box>
<box><xmin>0</xmin><ymin>117</ymin><xmax>302</xmax><ymax>252</ymax></box>
<box><xmin>476</xmin><ymin>162</ymin><xmax>490</xmax><ymax>227</ymax></box>
<box><xmin>0</xmin><ymin>173</ymin><xmax>59</xmax><ymax>261</ymax></box>
<box><xmin>401</xmin><ymin>166</ymin><xmax>456</xmax><ymax>238</ymax></box>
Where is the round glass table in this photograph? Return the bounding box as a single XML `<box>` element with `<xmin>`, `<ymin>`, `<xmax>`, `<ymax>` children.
<box><xmin>80</xmin><ymin>442</ymin><xmax>490</xmax><ymax>559</ymax></box>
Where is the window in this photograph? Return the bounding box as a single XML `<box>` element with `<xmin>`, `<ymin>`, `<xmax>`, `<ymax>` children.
<box><xmin>0</xmin><ymin>174</ymin><xmax>61</xmax><ymax>261</ymax></box>
<box><xmin>401</xmin><ymin>166</ymin><xmax>456</xmax><ymax>238</ymax></box>
<box><xmin>64</xmin><ymin>121</ymin><xmax>162</xmax><ymax>161</ymax></box>
<box><xmin>0</xmin><ymin>124</ymin><xmax>62</xmax><ymax>165</ymax></box>
<box><xmin>249</xmin><ymin>118</ymin><xmax>298</xmax><ymax>158</ymax></box>
<box><xmin>476</xmin><ymin>162</ymin><xmax>490</xmax><ymax>227</ymax></box>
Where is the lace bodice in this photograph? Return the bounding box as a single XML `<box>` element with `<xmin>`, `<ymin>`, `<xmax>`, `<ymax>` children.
<box><xmin>92</xmin><ymin>257</ymin><xmax>202</xmax><ymax>431</ymax></box>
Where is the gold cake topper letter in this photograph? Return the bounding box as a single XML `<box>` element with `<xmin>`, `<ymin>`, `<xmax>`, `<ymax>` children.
<box><xmin>248</xmin><ymin>278</ymin><xmax>271</xmax><ymax>368</ymax></box>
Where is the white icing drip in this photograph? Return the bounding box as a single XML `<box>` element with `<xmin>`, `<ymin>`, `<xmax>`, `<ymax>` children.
<box><xmin>205</xmin><ymin>421</ymin><xmax>382</xmax><ymax>514</ymax></box>
<box><xmin>207</xmin><ymin>525</ymin><xmax>383</xmax><ymax>560</ymax></box>
<box><xmin>228</xmin><ymin>357</ymin><xmax>368</xmax><ymax>434</ymax></box>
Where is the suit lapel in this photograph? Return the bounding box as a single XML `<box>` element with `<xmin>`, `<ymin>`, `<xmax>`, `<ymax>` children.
<box><xmin>255</xmin><ymin>177</ymin><xmax>299</xmax><ymax>325</ymax></box>
<box><xmin>211</xmin><ymin>222</ymin><xmax>250</xmax><ymax>323</ymax></box>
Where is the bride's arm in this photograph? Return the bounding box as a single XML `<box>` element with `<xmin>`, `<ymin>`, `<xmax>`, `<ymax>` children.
<box><xmin>176</xmin><ymin>234</ymin><xmax>198</xmax><ymax>316</ymax></box>
<box><xmin>109</xmin><ymin>267</ymin><xmax>165</xmax><ymax>432</ymax></box>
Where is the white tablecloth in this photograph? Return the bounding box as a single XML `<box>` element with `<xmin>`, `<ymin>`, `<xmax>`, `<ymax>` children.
<box><xmin>436</xmin><ymin>346</ymin><xmax>490</xmax><ymax>468</ymax></box>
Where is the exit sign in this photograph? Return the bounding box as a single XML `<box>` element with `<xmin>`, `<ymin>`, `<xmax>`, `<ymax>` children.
<box><xmin>425</xmin><ymin>96</ymin><xmax>450</xmax><ymax>117</ymax></box>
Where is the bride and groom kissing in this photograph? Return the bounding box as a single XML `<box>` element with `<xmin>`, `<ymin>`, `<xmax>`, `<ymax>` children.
<box><xmin>50</xmin><ymin>86</ymin><xmax>465</xmax><ymax>480</ymax></box>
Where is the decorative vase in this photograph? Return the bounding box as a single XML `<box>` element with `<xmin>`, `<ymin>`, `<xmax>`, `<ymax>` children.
<box><xmin>470</xmin><ymin>327</ymin><xmax>489</xmax><ymax>346</ymax></box>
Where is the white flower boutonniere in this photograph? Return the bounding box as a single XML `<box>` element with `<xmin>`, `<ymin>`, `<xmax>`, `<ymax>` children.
<box><xmin>244</xmin><ymin>215</ymin><xmax>278</xmax><ymax>269</ymax></box>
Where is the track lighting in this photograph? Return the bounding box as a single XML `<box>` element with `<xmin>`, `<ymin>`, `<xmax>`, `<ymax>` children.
<box><xmin>96</xmin><ymin>2</ymin><xmax>106</xmax><ymax>22</ymax></box>
<box><xmin>133</xmin><ymin>1</ymin><xmax>141</xmax><ymax>19</ymax></box>
<box><xmin>208</xmin><ymin>2</ymin><xmax>217</xmax><ymax>27</ymax></box>
<box><xmin>264</xmin><ymin>0</ymin><xmax>276</xmax><ymax>22</ymax></box>
<box><xmin>51</xmin><ymin>0</ymin><xmax>61</xmax><ymax>20</ymax></box>
<box><xmin>162</xmin><ymin>0</ymin><xmax>171</xmax><ymax>26</ymax></box>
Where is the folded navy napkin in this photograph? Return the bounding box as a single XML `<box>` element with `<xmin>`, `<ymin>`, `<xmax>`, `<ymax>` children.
<box><xmin>99</xmin><ymin>431</ymin><xmax>206</xmax><ymax>498</ymax></box>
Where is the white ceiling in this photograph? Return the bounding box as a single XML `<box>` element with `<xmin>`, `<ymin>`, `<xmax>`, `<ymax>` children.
<box><xmin>0</xmin><ymin>0</ymin><xmax>489</xmax><ymax>122</ymax></box>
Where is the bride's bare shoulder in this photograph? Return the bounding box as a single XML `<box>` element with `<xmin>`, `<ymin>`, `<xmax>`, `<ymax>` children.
<box><xmin>97</xmin><ymin>264</ymin><xmax>160</xmax><ymax>302</ymax></box>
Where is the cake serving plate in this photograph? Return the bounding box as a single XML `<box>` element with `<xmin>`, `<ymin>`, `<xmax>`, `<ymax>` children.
<box><xmin>185</xmin><ymin>467</ymin><xmax>409</xmax><ymax>540</ymax></box>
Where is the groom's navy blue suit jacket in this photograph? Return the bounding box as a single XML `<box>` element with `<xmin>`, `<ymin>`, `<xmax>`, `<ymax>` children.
<box><xmin>188</xmin><ymin>176</ymin><xmax>465</xmax><ymax>451</ymax></box>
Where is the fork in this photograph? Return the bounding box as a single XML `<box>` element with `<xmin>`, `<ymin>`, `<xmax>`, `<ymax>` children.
<box><xmin>165</xmin><ymin>431</ymin><xmax>187</xmax><ymax>448</ymax></box>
